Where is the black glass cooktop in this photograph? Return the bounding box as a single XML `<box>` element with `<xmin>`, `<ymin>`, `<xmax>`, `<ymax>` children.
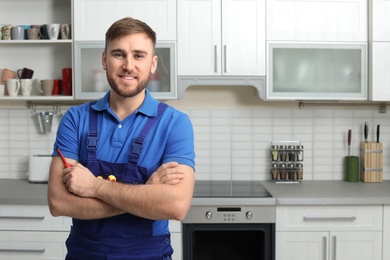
<box><xmin>193</xmin><ymin>180</ymin><xmax>272</xmax><ymax>198</ymax></box>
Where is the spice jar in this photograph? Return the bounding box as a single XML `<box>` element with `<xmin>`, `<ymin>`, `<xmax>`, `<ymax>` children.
<box><xmin>287</xmin><ymin>163</ymin><xmax>295</xmax><ymax>180</ymax></box>
<box><xmin>288</xmin><ymin>145</ymin><xmax>296</xmax><ymax>161</ymax></box>
<box><xmin>297</xmin><ymin>145</ymin><xmax>304</xmax><ymax>161</ymax></box>
<box><xmin>271</xmin><ymin>163</ymin><xmax>278</xmax><ymax>180</ymax></box>
<box><xmin>296</xmin><ymin>163</ymin><xmax>303</xmax><ymax>180</ymax></box>
<box><xmin>279</xmin><ymin>163</ymin><xmax>287</xmax><ymax>180</ymax></box>
<box><xmin>279</xmin><ymin>145</ymin><xmax>287</xmax><ymax>161</ymax></box>
<box><xmin>271</xmin><ymin>145</ymin><xmax>279</xmax><ymax>161</ymax></box>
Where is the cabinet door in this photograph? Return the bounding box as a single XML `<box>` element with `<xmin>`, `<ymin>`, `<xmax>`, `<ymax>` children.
<box><xmin>331</xmin><ymin>231</ymin><xmax>382</xmax><ymax>260</ymax></box>
<box><xmin>222</xmin><ymin>0</ymin><xmax>265</xmax><ymax>75</ymax></box>
<box><xmin>370</xmin><ymin>42</ymin><xmax>390</xmax><ymax>101</ymax></box>
<box><xmin>0</xmin><ymin>231</ymin><xmax>68</xmax><ymax>260</ymax></box>
<box><xmin>370</xmin><ymin>0</ymin><xmax>390</xmax><ymax>41</ymax></box>
<box><xmin>177</xmin><ymin>0</ymin><xmax>221</xmax><ymax>76</ymax></box>
<box><xmin>74</xmin><ymin>41</ymin><xmax>177</xmax><ymax>100</ymax></box>
<box><xmin>267</xmin><ymin>0</ymin><xmax>367</xmax><ymax>42</ymax></box>
<box><xmin>74</xmin><ymin>0</ymin><xmax>176</xmax><ymax>41</ymax></box>
<box><xmin>276</xmin><ymin>231</ymin><xmax>328</xmax><ymax>260</ymax></box>
<box><xmin>384</xmin><ymin>206</ymin><xmax>390</xmax><ymax>260</ymax></box>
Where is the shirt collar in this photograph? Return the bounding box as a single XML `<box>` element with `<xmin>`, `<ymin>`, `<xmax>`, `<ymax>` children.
<box><xmin>91</xmin><ymin>89</ymin><xmax>159</xmax><ymax>117</ymax></box>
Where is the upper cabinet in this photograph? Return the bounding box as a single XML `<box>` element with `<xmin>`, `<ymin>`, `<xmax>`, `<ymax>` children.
<box><xmin>177</xmin><ymin>0</ymin><xmax>266</xmax><ymax>99</ymax></box>
<box><xmin>264</xmin><ymin>0</ymin><xmax>368</xmax><ymax>101</ymax></box>
<box><xmin>369</xmin><ymin>0</ymin><xmax>390</xmax><ymax>101</ymax></box>
<box><xmin>0</xmin><ymin>0</ymin><xmax>73</xmax><ymax>100</ymax></box>
<box><xmin>73</xmin><ymin>0</ymin><xmax>176</xmax><ymax>41</ymax></box>
<box><xmin>267</xmin><ymin>0</ymin><xmax>367</xmax><ymax>42</ymax></box>
<box><xmin>369</xmin><ymin>0</ymin><xmax>390</xmax><ymax>42</ymax></box>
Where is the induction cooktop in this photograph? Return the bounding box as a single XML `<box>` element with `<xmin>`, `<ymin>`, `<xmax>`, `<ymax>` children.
<box><xmin>193</xmin><ymin>180</ymin><xmax>272</xmax><ymax>198</ymax></box>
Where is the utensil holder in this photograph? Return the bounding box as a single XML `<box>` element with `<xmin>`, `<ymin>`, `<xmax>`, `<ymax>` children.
<box><xmin>36</xmin><ymin>111</ymin><xmax>53</xmax><ymax>134</ymax></box>
<box><xmin>360</xmin><ymin>142</ymin><xmax>383</xmax><ymax>182</ymax></box>
<box><xmin>345</xmin><ymin>156</ymin><xmax>359</xmax><ymax>182</ymax></box>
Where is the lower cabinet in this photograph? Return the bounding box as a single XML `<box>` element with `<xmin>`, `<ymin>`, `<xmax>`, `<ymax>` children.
<box><xmin>0</xmin><ymin>231</ymin><xmax>69</xmax><ymax>260</ymax></box>
<box><xmin>383</xmin><ymin>205</ymin><xmax>390</xmax><ymax>260</ymax></box>
<box><xmin>275</xmin><ymin>205</ymin><xmax>383</xmax><ymax>260</ymax></box>
<box><xmin>0</xmin><ymin>204</ymin><xmax>71</xmax><ymax>260</ymax></box>
<box><xmin>170</xmin><ymin>220</ymin><xmax>182</xmax><ymax>260</ymax></box>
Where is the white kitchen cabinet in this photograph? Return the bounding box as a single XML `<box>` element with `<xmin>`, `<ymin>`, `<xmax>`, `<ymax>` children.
<box><xmin>369</xmin><ymin>42</ymin><xmax>390</xmax><ymax>101</ymax></box>
<box><xmin>169</xmin><ymin>220</ymin><xmax>182</xmax><ymax>260</ymax></box>
<box><xmin>275</xmin><ymin>205</ymin><xmax>382</xmax><ymax>260</ymax></box>
<box><xmin>369</xmin><ymin>0</ymin><xmax>390</xmax><ymax>41</ymax></box>
<box><xmin>265</xmin><ymin>42</ymin><xmax>368</xmax><ymax>100</ymax></box>
<box><xmin>384</xmin><ymin>205</ymin><xmax>390</xmax><ymax>260</ymax></box>
<box><xmin>178</xmin><ymin>0</ymin><xmax>265</xmax><ymax>76</ymax></box>
<box><xmin>73</xmin><ymin>0</ymin><xmax>176</xmax><ymax>41</ymax></box>
<box><xmin>267</xmin><ymin>0</ymin><xmax>367</xmax><ymax>42</ymax></box>
<box><xmin>0</xmin><ymin>205</ymin><xmax>71</xmax><ymax>260</ymax></box>
<box><xmin>74</xmin><ymin>41</ymin><xmax>177</xmax><ymax>100</ymax></box>
<box><xmin>0</xmin><ymin>0</ymin><xmax>73</xmax><ymax>101</ymax></box>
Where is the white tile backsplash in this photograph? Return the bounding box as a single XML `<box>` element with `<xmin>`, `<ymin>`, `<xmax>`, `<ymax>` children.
<box><xmin>1</xmin><ymin>106</ymin><xmax>390</xmax><ymax>182</ymax></box>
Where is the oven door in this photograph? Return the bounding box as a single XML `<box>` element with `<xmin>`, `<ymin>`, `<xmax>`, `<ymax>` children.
<box><xmin>183</xmin><ymin>223</ymin><xmax>275</xmax><ymax>260</ymax></box>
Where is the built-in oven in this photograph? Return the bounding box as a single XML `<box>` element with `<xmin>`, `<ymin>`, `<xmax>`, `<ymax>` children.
<box><xmin>182</xmin><ymin>180</ymin><xmax>276</xmax><ymax>260</ymax></box>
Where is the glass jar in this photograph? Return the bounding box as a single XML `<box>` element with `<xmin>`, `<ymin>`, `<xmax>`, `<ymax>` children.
<box><xmin>297</xmin><ymin>145</ymin><xmax>304</xmax><ymax>161</ymax></box>
<box><xmin>279</xmin><ymin>163</ymin><xmax>287</xmax><ymax>180</ymax></box>
<box><xmin>271</xmin><ymin>145</ymin><xmax>279</xmax><ymax>161</ymax></box>
<box><xmin>288</xmin><ymin>145</ymin><xmax>296</xmax><ymax>161</ymax></box>
<box><xmin>279</xmin><ymin>145</ymin><xmax>287</xmax><ymax>161</ymax></box>
<box><xmin>296</xmin><ymin>163</ymin><xmax>303</xmax><ymax>180</ymax></box>
<box><xmin>287</xmin><ymin>163</ymin><xmax>295</xmax><ymax>180</ymax></box>
<box><xmin>271</xmin><ymin>163</ymin><xmax>278</xmax><ymax>180</ymax></box>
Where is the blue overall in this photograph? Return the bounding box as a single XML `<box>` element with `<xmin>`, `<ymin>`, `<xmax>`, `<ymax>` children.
<box><xmin>65</xmin><ymin>102</ymin><xmax>173</xmax><ymax>260</ymax></box>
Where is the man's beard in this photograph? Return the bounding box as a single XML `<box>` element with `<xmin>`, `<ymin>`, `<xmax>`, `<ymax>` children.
<box><xmin>107</xmin><ymin>72</ymin><xmax>149</xmax><ymax>98</ymax></box>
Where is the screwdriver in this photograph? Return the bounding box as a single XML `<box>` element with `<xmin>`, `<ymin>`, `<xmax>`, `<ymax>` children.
<box><xmin>57</xmin><ymin>148</ymin><xmax>71</xmax><ymax>168</ymax></box>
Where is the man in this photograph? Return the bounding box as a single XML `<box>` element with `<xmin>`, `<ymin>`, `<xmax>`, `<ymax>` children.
<box><xmin>47</xmin><ymin>17</ymin><xmax>195</xmax><ymax>259</ymax></box>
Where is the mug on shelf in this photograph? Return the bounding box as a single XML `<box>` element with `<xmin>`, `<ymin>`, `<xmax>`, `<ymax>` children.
<box><xmin>20</xmin><ymin>79</ymin><xmax>33</xmax><ymax>96</ymax></box>
<box><xmin>6</xmin><ymin>79</ymin><xmax>20</xmax><ymax>96</ymax></box>
<box><xmin>17</xmin><ymin>67</ymin><xmax>34</xmax><ymax>79</ymax></box>
<box><xmin>46</xmin><ymin>24</ymin><xmax>60</xmax><ymax>40</ymax></box>
<box><xmin>11</xmin><ymin>26</ymin><xmax>25</xmax><ymax>40</ymax></box>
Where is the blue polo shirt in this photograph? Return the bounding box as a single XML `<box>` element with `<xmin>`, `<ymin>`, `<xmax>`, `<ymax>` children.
<box><xmin>52</xmin><ymin>89</ymin><xmax>195</xmax><ymax>235</ymax></box>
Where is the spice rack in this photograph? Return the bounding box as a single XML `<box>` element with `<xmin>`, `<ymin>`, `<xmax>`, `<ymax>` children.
<box><xmin>270</xmin><ymin>141</ymin><xmax>303</xmax><ymax>183</ymax></box>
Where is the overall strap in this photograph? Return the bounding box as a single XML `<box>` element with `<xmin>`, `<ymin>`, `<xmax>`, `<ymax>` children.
<box><xmin>87</xmin><ymin>101</ymin><xmax>98</xmax><ymax>161</ymax></box>
<box><xmin>129</xmin><ymin>102</ymin><xmax>169</xmax><ymax>164</ymax></box>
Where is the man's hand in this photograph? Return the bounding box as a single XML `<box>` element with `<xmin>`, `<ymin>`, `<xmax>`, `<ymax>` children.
<box><xmin>62</xmin><ymin>163</ymin><xmax>100</xmax><ymax>198</ymax></box>
<box><xmin>146</xmin><ymin>162</ymin><xmax>184</xmax><ymax>185</ymax></box>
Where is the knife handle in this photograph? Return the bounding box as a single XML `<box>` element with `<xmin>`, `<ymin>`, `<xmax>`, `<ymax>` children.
<box><xmin>364</xmin><ymin>122</ymin><xmax>368</xmax><ymax>141</ymax></box>
<box><xmin>377</xmin><ymin>125</ymin><xmax>380</xmax><ymax>143</ymax></box>
<box><xmin>348</xmin><ymin>129</ymin><xmax>351</xmax><ymax>146</ymax></box>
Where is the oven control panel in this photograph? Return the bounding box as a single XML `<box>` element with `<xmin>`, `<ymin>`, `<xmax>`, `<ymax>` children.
<box><xmin>183</xmin><ymin>205</ymin><xmax>276</xmax><ymax>223</ymax></box>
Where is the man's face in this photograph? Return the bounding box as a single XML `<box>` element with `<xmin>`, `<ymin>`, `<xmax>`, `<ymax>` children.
<box><xmin>102</xmin><ymin>33</ymin><xmax>158</xmax><ymax>98</ymax></box>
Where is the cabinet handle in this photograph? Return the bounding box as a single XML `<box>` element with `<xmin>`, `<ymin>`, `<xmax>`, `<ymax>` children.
<box><xmin>214</xmin><ymin>45</ymin><xmax>218</xmax><ymax>73</ymax></box>
<box><xmin>0</xmin><ymin>216</ymin><xmax>45</xmax><ymax>220</ymax></box>
<box><xmin>303</xmin><ymin>216</ymin><xmax>356</xmax><ymax>222</ymax></box>
<box><xmin>223</xmin><ymin>45</ymin><xmax>227</xmax><ymax>73</ymax></box>
<box><xmin>333</xmin><ymin>235</ymin><xmax>337</xmax><ymax>260</ymax></box>
<box><xmin>322</xmin><ymin>235</ymin><xmax>327</xmax><ymax>260</ymax></box>
<box><xmin>0</xmin><ymin>248</ymin><xmax>45</xmax><ymax>253</ymax></box>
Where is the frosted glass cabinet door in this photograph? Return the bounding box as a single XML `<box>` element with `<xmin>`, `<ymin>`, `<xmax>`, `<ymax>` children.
<box><xmin>74</xmin><ymin>42</ymin><xmax>176</xmax><ymax>100</ymax></box>
<box><xmin>266</xmin><ymin>42</ymin><xmax>367</xmax><ymax>100</ymax></box>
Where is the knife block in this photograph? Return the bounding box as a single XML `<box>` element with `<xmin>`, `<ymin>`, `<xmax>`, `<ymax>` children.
<box><xmin>360</xmin><ymin>142</ymin><xmax>383</xmax><ymax>182</ymax></box>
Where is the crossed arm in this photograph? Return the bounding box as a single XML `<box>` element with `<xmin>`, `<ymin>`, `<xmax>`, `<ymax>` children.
<box><xmin>47</xmin><ymin>156</ymin><xmax>195</xmax><ymax>221</ymax></box>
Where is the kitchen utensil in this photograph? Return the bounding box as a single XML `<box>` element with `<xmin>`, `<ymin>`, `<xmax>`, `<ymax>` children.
<box><xmin>377</xmin><ymin>125</ymin><xmax>380</xmax><ymax>143</ymax></box>
<box><xmin>57</xmin><ymin>147</ymin><xmax>71</xmax><ymax>168</ymax></box>
<box><xmin>364</xmin><ymin>122</ymin><xmax>368</xmax><ymax>142</ymax></box>
<box><xmin>348</xmin><ymin>129</ymin><xmax>351</xmax><ymax>156</ymax></box>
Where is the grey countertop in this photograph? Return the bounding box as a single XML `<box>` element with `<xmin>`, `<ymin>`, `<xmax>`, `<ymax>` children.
<box><xmin>1</xmin><ymin>179</ymin><xmax>390</xmax><ymax>206</ymax></box>
<box><xmin>261</xmin><ymin>180</ymin><xmax>390</xmax><ymax>205</ymax></box>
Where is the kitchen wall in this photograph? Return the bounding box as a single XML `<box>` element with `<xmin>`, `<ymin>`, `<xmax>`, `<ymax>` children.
<box><xmin>1</xmin><ymin>85</ymin><xmax>389</xmax><ymax>181</ymax></box>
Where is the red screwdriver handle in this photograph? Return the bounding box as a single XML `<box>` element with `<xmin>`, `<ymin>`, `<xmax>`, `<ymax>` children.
<box><xmin>57</xmin><ymin>148</ymin><xmax>71</xmax><ymax>168</ymax></box>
